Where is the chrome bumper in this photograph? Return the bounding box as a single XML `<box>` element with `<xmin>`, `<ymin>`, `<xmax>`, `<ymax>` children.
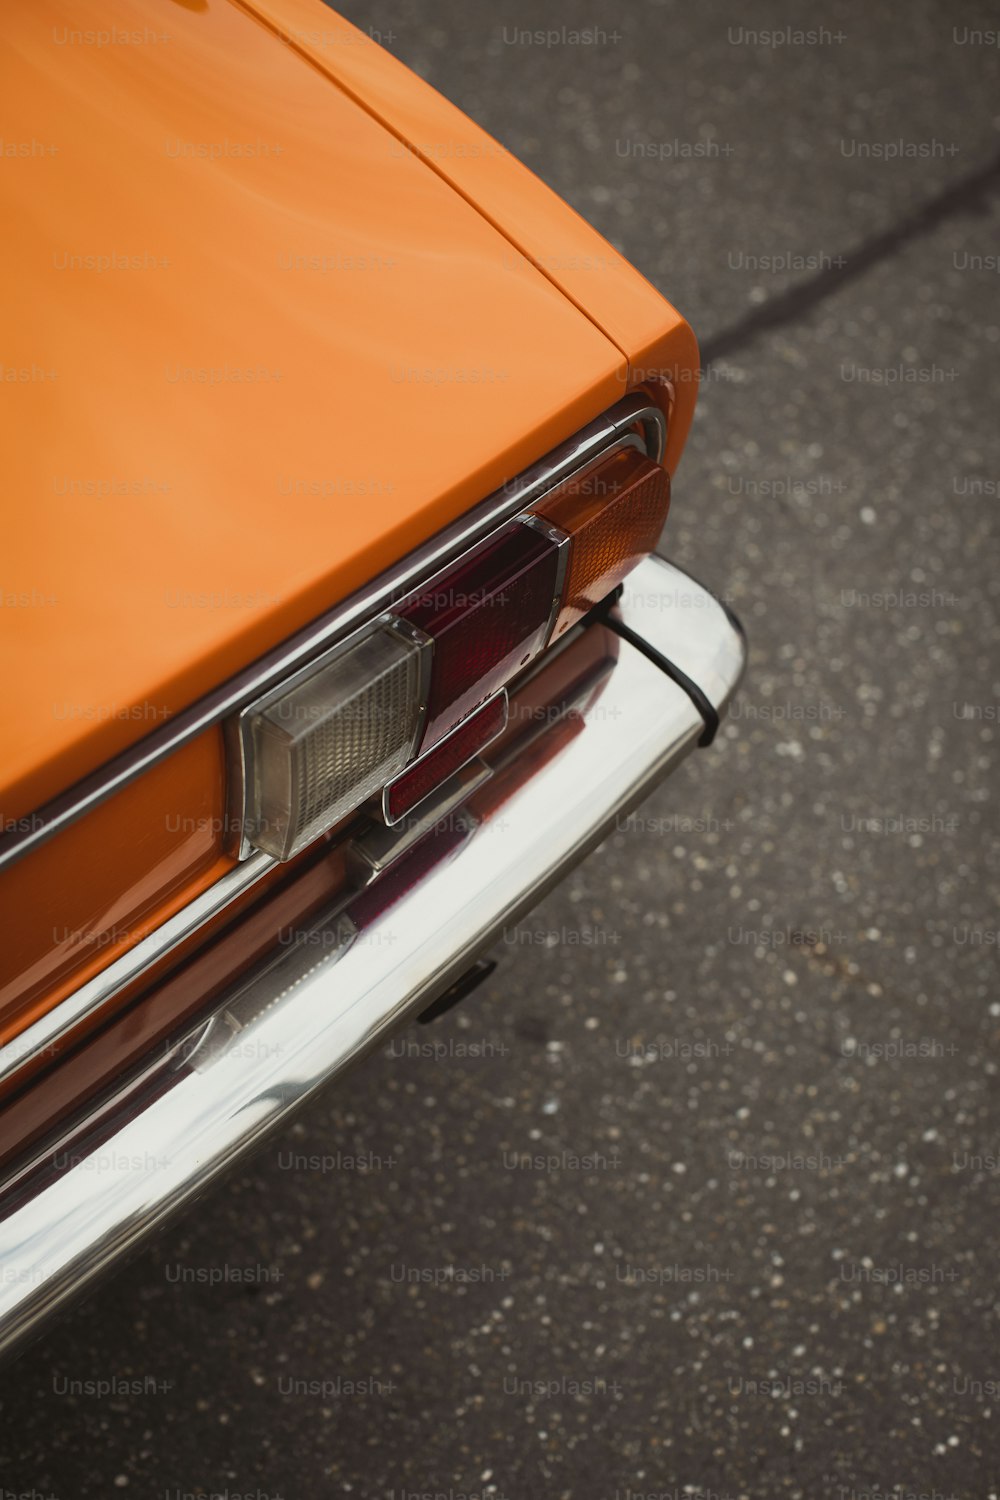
<box><xmin>0</xmin><ymin>554</ymin><xmax>745</xmax><ymax>1358</ymax></box>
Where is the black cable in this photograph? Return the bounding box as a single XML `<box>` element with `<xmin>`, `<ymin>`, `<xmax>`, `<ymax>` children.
<box><xmin>601</xmin><ymin>612</ymin><xmax>721</xmax><ymax>748</ymax></box>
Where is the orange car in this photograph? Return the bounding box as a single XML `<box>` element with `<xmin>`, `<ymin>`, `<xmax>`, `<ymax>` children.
<box><xmin>0</xmin><ymin>0</ymin><xmax>744</xmax><ymax>1354</ymax></box>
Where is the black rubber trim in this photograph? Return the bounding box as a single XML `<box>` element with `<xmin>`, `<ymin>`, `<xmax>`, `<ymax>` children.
<box><xmin>599</xmin><ymin>603</ymin><xmax>720</xmax><ymax>748</ymax></box>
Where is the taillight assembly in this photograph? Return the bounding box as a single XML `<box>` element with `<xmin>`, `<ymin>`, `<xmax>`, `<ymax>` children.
<box><xmin>237</xmin><ymin>433</ymin><xmax>670</xmax><ymax>859</ymax></box>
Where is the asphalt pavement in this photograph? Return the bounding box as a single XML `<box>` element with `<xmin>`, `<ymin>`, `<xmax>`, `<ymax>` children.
<box><xmin>1</xmin><ymin>0</ymin><xmax>998</xmax><ymax>1496</ymax></box>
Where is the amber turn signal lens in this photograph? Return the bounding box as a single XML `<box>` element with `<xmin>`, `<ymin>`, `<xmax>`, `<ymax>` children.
<box><xmin>531</xmin><ymin>447</ymin><xmax>670</xmax><ymax>639</ymax></box>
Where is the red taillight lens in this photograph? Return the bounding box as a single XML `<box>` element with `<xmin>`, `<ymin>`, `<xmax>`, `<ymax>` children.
<box><xmin>531</xmin><ymin>447</ymin><xmax>670</xmax><ymax>639</ymax></box>
<box><xmin>399</xmin><ymin>521</ymin><xmax>560</xmax><ymax>750</ymax></box>
<box><xmin>383</xmin><ymin>690</ymin><xmax>508</xmax><ymax>824</ymax></box>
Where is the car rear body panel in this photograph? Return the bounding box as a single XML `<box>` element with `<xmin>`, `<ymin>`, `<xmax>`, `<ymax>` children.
<box><xmin>0</xmin><ymin>1</ymin><xmax>741</xmax><ymax>1361</ymax></box>
<box><xmin>235</xmin><ymin>0</ymin><xmax>702</xmax><ymax>468</ymax></box>
<box><xmin>1</xmin><ymin>0</ymin><xmax>661</xmax><ymax>820</ymax></box>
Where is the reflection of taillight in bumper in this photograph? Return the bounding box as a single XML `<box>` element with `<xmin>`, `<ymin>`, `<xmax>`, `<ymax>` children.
<box><xmin>382</xmin><ymin>691</ymin><xmax>508</xmax><ymax>826</ymax></box>
<box><xmin>236</xmin><ymin>435</ymin><xmax>672</xmax><ymax>861</ymax></box>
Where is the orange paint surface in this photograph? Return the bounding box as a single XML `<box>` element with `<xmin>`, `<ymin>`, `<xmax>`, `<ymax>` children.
<box><xmin>0</xmin><ymin>730</ymin><xmax>231</xmax><ymax>1045</ymax></box>
<box><xmin>0</xmin><ymin>0</ymin><xmax>643</xmax><ymax>822</ymax></box>
<box><xmin>237</xmin><ymin>0</ymin><xmax>701</xmax><ymax>467</ymax></box>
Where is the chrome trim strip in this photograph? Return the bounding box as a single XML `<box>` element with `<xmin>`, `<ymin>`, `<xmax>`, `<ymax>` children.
<box><xmin>0</xmin><ymin>394</ymin><xmax>664</xmax><ymax>875</ymax></box>
<box><xmin>0</xmin><ymin>850</ymin><xmax>275</xmax><ymax>1091</ymax></box>
<box><xmin>516</xmin><ymin>512</ymin><xmax>571</xmax><ymax>656</ymax></box>
<box><xmin>0</xmin><ymin>555</ymin><xmax>744</xmax><ymax>1357</ymax></box>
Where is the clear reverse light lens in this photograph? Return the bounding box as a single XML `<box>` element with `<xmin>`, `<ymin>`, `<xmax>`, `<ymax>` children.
<box><xmin>533</xmin><ymin>447</ymin><xmax>670</xmax><ymax>640</ymax></box>
<box><xmin>248</xmin><ymin>620</ymin><xmax>425</xmax><ymax>861</ymax></box>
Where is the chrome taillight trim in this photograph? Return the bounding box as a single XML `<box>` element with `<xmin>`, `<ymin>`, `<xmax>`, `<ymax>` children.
<box><xmin>0</xmin><ymin>395</ymin><xmax>665</xmax><ymax>876</ymax></box>
<box><xmin>518</xmin><ymin>511</ymin><xmax>573</xmax><ymax>652</ymax></box>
